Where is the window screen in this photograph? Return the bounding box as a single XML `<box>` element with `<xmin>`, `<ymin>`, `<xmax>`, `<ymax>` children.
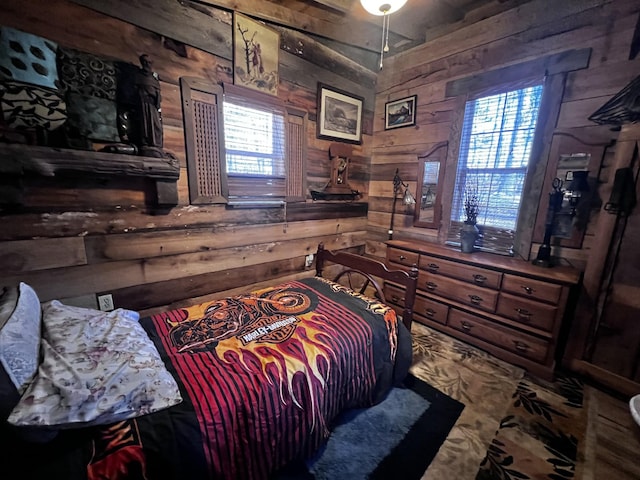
<box><xmin>223</xmin><ymin>98</ymin><xmax>287</xmax><ymax>198</ymax></box>
<box><xmin>448</xmin><ymin>84</ymin><xmax>544</xmax><ymax>254</ymax></box>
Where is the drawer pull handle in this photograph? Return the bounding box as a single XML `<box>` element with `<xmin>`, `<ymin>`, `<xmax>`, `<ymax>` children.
<box><xmin>399</xmin><ymin>255</ymin><xmax>406</xmax><ymax>261</ymax></box>
<box><xmin>427</xmin><ymin>263</ymin><xmax>440</xmax><ymax>273</ymax></box>
<box><xmin>425</xmin><ymin>308</ymin><xmax>436</xmax><ymax>318</ymax></box>
<box><xmin>391</xmin><ymin>295</ymin><xmax>404</xmax><ymax>303</ymax></box>
<box><xmin>461</xmin><ymin>321</ymin><xmax>473</xmax><ymax>332</ymax></box>
<box><xmin>514</xmin><ymin>341</ymin><xmax>529</xmax><ymax>352</ymax></box>
<box><xmin>521</xmin><ymin>285</ymin><xmax>534</xmax><ymax>295</ymax></box>
<box><xmin>469</xmin><ymin>295</ymin><xmax>483</xmax><ymax>305</ymax></box>
<box><xmin>473</xmin><ymin>274</ymin><xmax>487</xmax><ymax>285</ymax></box>
<box><xmin>515</xmin><ymin>308</ymin><xmax>532</xmax><ymax>320</ymax></box>
<box><xmin>425</xmin><ymin>281</ymin><xmax>438</xmax><ymax>291</ymax></box>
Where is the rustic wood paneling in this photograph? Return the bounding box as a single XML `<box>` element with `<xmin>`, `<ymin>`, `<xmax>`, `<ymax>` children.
<box><xmin>2</xmin><ymin>232</ymin><xmax>369</xmax><ymax>301</ymax></box>
<box><xmin>69</xmin><ymin>0</ymin><xmax>233</xmax><ymax>59</ymax></box>
<box><xmin>0</xmin><ymin>0</ymin><xmax>373</xmax><ymax>315</ymax></box>
<box><xmin>0</xmin><ymin>237</ymin><xmax>87</xmax><ymax>274</ymax></box>
<box><xmin>370</xmin><ymin>0</ymin><xmax>638</xmax><ymax>253</ymax></box>
<box><xmin>84</xmin><ymin>218</ymin><xmax>367</xmax><ymax>263</ymax></box>
<box><xmin>108</xmin><ymin>256</ymin><xmax>308</xmax><ymax>311</ymax></box>
<box><xmin>371</xmin><ymin>0</ymin><xmax>639</xmax><ymax>393</ymax></box>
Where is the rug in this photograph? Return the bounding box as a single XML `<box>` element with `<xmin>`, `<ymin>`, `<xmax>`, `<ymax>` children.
<box><xmin>277</xmin><ymin>373</ymin><xmax>464</xmax><ymax>480</ymax></box>
<box><xmin>279</xmin><ymin>322</ymin><xmax>591</xmax><ymax>480</ymax></box>
<box><xmin>475</xmin><ymin>373</ymin><xmax>588</xmax><ymax>480</ymax></box>
<box><xmin>409</xmin><ymin>323</ymin><xmax>592</xmax><ymax>480</ymax></box>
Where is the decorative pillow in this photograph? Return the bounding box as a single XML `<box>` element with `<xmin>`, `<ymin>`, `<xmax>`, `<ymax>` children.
<box><xmin>0</xmin><ymin>26</ymin><xmax>59</xmax><ymax>89</ymax></box>
<box><xmin>0</xmin><ymin>80</ymin><xmax>66</xmax><ymax>131</ymax></box>
<box><xmin>0</xmin><ymin>283</ymin><xmax>42</xmax><ymax>421</ymax></box>
<box><xmin>8</xmin><ymin>301</ymin><xmax>182</xmax><ymax>428</ymax></box>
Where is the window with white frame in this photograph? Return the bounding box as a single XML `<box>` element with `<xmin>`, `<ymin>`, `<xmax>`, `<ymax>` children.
<box><xmin>448</xmin><ymin>84</ymin><xmax>544</xmax><ymax>254</ymax></box>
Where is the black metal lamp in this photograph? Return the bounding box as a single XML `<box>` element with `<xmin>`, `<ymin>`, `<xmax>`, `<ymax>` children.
<box><xmin>389</xmin><ymin>168</ymin><xmax>416</xmax><ymax>239</ymax></box>
<box><xmin>533</xmin><ymin>170</ymin><xmax>589</xmax><ymax>267</ymax></box>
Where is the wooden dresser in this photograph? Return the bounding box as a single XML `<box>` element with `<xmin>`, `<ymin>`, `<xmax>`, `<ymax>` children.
<box><xmin>384</xmin><ymin>240</ymin><xmax>581</xmax><ymax>380</ymax></box>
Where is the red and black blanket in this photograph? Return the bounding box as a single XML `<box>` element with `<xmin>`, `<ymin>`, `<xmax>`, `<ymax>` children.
<box><xmin>5</xmin><ymin>277</ymin><xmax>411</xmax><ymax>480</ymax></box>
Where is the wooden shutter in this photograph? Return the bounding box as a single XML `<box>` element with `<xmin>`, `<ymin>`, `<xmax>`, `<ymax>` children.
<box><xmin>286</xmin><ymin>106</ymin><xmax>307</xmax><ymax>202</ymax></box>
<box><xmin>180</xmin><ymin>77</ymin><xmax>228</xmax><ymax>204</ymax></box>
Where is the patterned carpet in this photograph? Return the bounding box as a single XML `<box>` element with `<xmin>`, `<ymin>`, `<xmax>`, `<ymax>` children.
<box><xmin>409</xmin><ymin>323</ymin><xmax>592</xmax><ymax>480</ymax></box>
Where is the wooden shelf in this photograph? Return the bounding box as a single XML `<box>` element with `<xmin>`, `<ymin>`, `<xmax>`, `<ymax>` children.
<box><xmin>0</xmin><ymin>143</ymin><xmax>180</xmax><ymax>206</ymax></box>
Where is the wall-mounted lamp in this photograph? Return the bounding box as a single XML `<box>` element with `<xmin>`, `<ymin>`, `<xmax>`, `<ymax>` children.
<box><xmin>389</xmin><ymin>167</ymin><xmax>416</xmax><ymax>239</ymax></box>
<box><xmin>360</xmin><ymin>0</ymin><xmax>408</xmax><ymax>70</ymax></box>
<box><xmin>533</xmin><ymin>170</ymin><xmax>589</xmax><ymax>267</ymax></box>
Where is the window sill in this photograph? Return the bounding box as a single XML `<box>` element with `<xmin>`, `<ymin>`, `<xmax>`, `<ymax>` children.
<box><xmin>226</xmin><ymin>199</ymin><xmax>285</xmax><ymax>209</ymax></box>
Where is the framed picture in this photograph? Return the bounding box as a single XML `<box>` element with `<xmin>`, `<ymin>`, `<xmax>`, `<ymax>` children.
<box><xmin>317</xmin><ymin>83</ymin><xmax>363</xmax><ymax>144</ymax></box>
<box><xmin>233</xmin><ymin>13</ymin><xmax>279</xmax><ymax>96</ymax></box>
<box><xmin>385</xmin><ymin>95</ymin><xmax>417</xmax><ymax>130</ymax></box>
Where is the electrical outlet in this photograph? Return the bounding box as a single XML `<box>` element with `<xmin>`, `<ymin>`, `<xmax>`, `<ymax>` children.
<box><xmin>97</xmin><ymin>294</ymin><xmax>114</xmax><ymax>311</ymax></box>
<box><xmin>305</xmin><ymin>254</ymin><xmax>314</xmax><ymax>268</ymax></box>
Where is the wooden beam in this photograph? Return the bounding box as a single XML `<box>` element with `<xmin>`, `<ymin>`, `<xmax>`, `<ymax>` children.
<box><xmin>4</xmin><ymin>232</ymin><xmax>369</xmax><ymax>301</ymax></box>
<box><xmin>0</xmin><ymin>145</ymin><xmax>179</xmax><ymax>180</ymax></box>
<box><xmin>0</xmin><ymin>144</ymin><xmax>180</xmax><ymax>206</ymax></box>
<box><xmin>0</xmin><ymin>237</ymin><xmax>87</xmax><ymax>274</ymax></box>
<box><xmin>70</xmin><ymin>0</ymin><xmax>233</xmax><ymax>59</ymax></box>
<box><xmin>277</xmin><ymin>27</ymin><xmax>376</xmax><ymax>89</ymax></box>
<box><xmin>311</xmin><ymin>0</ymin><xmax>352</xmax><ymax>13</ymax></box>
<box><xmin>309</xmin><ymin>34</ymin><xmax>380</xmax><ymax>72</ymax></box>
<box><xmin>445</xmin><ymin>48</ymin><xmax>592</xmax><ymax>98</ymax></box>
<box><xmin>196</xmin><ymin>0</ymin><xmax>413</xmax><ymax>53</ymax></box>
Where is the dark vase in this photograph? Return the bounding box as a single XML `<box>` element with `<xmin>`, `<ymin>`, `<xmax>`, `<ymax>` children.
<box><xmin>460</xmin><ymin>222</ymin><xmax>479</xmax><ymax>253</ymax></box>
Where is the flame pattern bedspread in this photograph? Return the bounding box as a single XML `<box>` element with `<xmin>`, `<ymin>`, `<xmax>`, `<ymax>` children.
<box><xmin>8</xmin><ymin>276</ymin><xmax>412</xmax><ymax>480</ymax></box>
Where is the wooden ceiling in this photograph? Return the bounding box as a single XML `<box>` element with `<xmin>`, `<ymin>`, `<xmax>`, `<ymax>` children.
<box><xmin>197</xmin><ymin>0</ymin><xmax>527</xmax><ymax>71</ymax></box>
<box><xmin>69</xmin><ymin>0</ymin><xmax>529</xmax><ymax>73</ymax></box>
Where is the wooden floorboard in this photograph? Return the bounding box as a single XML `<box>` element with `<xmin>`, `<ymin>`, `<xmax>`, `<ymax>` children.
<box><xmin>591</xmin><ymin>389</ymin><xmax>640</xmax><ymax>480</ymax></box>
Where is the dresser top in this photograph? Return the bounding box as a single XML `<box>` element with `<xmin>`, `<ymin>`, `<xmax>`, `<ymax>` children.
<box><xmin>387</xmin><ymin>240</ymin><xmax>582</xmax><ymax>285</ymax></box>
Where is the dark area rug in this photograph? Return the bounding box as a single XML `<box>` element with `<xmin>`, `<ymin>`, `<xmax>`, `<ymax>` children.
<box><xmin>276</xmin><ymin>374</ymin><xmax>463</xmax><ymax>480</ymax></box>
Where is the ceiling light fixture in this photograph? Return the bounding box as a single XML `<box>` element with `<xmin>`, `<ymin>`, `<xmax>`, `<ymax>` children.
<box><xmin>360</xmin><ymin>0</ymin><xmax>408</xmax><ymax>70</ymax></box>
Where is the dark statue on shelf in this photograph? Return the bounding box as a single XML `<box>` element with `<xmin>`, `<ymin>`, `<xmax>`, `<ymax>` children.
<box><xmin>133</xmin><ymin>54</ymin><xmax>163</xmax><ymax>156</ymax></box>
<box><xmin>102</xmin><ymin>53</ymin><xmax>174</xmax><ymax>159</ymax></box>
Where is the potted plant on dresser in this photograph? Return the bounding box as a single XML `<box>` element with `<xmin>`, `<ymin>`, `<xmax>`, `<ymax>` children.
<box><xmin>460</xmin><ymin>185</ymin><xmax>480</xmax><ymax>253</ymax></box>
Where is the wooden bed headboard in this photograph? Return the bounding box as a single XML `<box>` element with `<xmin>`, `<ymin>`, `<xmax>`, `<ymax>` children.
<box><xmin>314</xmin><ymin>243</ymin><xmax>419</xmax><ymax>330</ymax></box>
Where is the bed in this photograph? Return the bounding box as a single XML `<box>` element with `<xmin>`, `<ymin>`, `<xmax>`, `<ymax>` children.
<box><xmin>0</xmin><ymin>244</ymin><xmax>418</xmax><ymax>480</ymax></box>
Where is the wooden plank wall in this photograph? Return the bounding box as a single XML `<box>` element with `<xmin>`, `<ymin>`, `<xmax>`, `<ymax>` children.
<box><xmin>0</xmin><ymin>0</ymin><xmax>375</xmax><ymax>314</ymax></box>
<box><xmin>366</xmin><ymin>0</ymin><xmax>640</xmax><ymax>268</ymax></box>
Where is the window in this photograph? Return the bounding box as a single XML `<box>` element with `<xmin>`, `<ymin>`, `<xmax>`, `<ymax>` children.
<box><xmin>180</xmin><ymin>78</ymin><xmax>306</xmax><ymax>205</ymax></box>
<box><xmin>224</xmin><ymin>102</ymin><xmax>285</xmax><ymax>177</ymax></box>
<box><xmin>448</xmin><ymin>84</ymin><xmax>544</xmax><ymax>254</ymax></box>
<box><xmin>223</xmin><ymin>92</ymin><xmax>287</xmax><ymax>200</ymax></box>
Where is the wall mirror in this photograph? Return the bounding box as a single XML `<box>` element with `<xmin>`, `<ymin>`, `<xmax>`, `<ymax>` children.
<box><xmin>414</xmin><ymin>142</ymin><xmax>447</xmax><ymax>229</ymax></box>
<box><xmin>533</xmin><ymin>131</ymin><xmax>610</xmax><ymax>249</ymax></box>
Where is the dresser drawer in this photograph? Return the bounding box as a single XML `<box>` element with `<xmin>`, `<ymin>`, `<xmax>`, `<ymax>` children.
<box><xmin>448</xmin><ymin>309</ymin><xmax>549</xmax><ymax>364</ymax></box>
<box><xmin>384</xmin><ymin>282</ymin><xmax>409</xmax><ymax>307</ymax></box>
<box><xmin>419</xmin><ymin>255</ymin><xmax>502</xmax><ymax>290</ymax></box>
<box><xmin>418</xmin><ymin>271</ymin><xmax>498</xmax><ymax>312</ymax></box>
<box><xmin>502</xmin><ymin>274</ymin><xmax>562</xmax><ymax>305</ymax></box>
<box><xmin>387</xmin><ymin>247</ymin><xmax>419</xmax><ymax>268</ymax></box>
<box><xmin>496</xmin><ymin>292</ymin><xmax>557</xmax><ymax>333</ymax></box>
<box><xmin>414</xmin><ymin>294</ymin><xmax>448</xmax><ymax>325</ymax></box>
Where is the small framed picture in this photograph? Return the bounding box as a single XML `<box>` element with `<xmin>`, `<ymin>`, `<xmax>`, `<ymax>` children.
<box><xmin>385</xmin><ymin>95</ymin><xmax>417</xmax><ymax>130</ymax></box>
<box><xmin>317</xmin><ymin>83</ymin><xmax>363</xmax><ymax>144</ymax></box>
